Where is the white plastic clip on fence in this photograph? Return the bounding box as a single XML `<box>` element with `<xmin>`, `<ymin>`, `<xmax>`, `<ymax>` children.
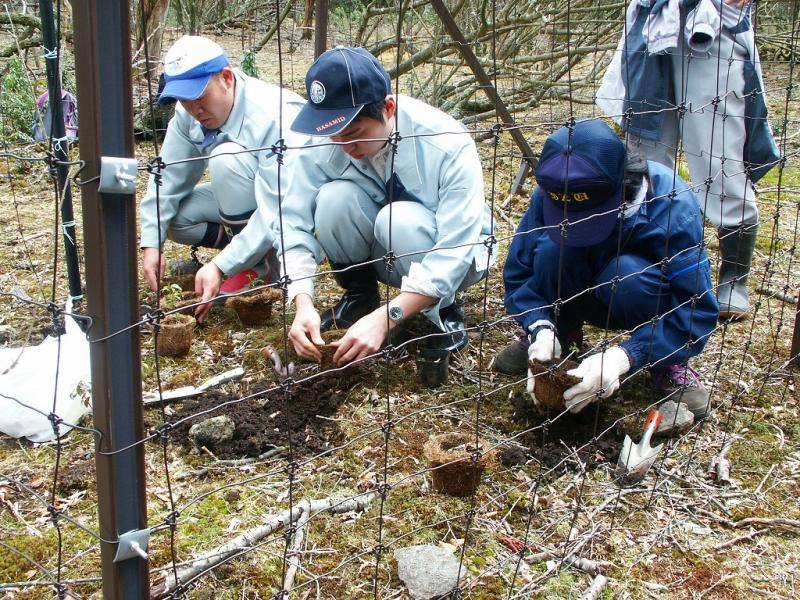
<box><xmin>98</xmin><ymin>156</ymin><xmax>138</xmax><ymax>194</ymax></box>
<box><xmin>114</xmin><ymin>529</ymin><xmax>151</xmax><ymax>562</ymax></box>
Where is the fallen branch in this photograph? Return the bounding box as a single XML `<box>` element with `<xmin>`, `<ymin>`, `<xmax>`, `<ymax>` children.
<box><xmin>578</xmin><ymin>574</ymin><xmax>608</xmax><ymax>600</ymax></box>
<box><xmin>151</xmin><ymin>492</ymin><xmax>377</xmax><ymax>598</ymax></box>
<box><xmin>708</xmin><ymin>437</ymin><xmax>734</xmax><ymax>486</ymax></box>
<box><xmin>528</xmin><ymin>549</ymin><xmax>611</xmax><ymax>575</ymax></box>
<box><xmin>714</xmin><ymin>528</ymin><xmax>768</xmax><ymax>551</ymax></box>
<box><xmin>282</xmin><ymin>499</ymin><xmax>310</xmax><ymax>592</ymax></box>
<box><xmin>732</xmin><ymin>517</ymin><xmax>800</xmax><ymax>531</ymax></box>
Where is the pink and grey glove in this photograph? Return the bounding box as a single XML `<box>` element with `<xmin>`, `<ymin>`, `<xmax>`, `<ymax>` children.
<box><xmin>526</xmin><ymin>321</ymin><xmax>562</xmax><ymax>402</ymax></box>
<box><xmin>563</xmin><ymin>346</ymin><xmax>631</xmax><ymax>413</ymax></box>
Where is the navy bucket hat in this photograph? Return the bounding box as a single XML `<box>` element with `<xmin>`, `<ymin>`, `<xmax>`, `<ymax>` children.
<box><xmin>291</xmin><ymin>46</ymin><xmax>392</xmax><ymax>136</ymax></box>
<box><xmin>536</xmin><ymin>119</ymin><xmax>627</xmax><ymax>247</ymax></box>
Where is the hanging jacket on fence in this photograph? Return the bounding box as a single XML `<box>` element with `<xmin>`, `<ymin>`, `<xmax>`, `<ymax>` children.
<box><xmin>596</xmin><ymin>0</ymin><xmax>779</xmax><ymax>182</ymax></box>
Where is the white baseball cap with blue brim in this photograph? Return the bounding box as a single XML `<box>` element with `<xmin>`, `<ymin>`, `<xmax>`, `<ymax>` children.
<box><xmin>158</xmin><ymin>36</ymin><xmax>230</xmax><ymax>106</ymax></box>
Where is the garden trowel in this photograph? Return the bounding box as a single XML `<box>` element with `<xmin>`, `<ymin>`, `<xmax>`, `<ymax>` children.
<box><xmin>616</xmin><ymin>409</ymin><xmax>663</xmax><ymax>485</ymax></box>
<box><xmin>142</xmin><ymin>367</ymin><xmax>245</xmax><ymax>405</ymax></box>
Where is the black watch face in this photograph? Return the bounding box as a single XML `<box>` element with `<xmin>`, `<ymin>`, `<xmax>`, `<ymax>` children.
<box><xmin>389</xmin><ymin>305</ymin><xmax>403</xmax><ymax>322</ymax></box>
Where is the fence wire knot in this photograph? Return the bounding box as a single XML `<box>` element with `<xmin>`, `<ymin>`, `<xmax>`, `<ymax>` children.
<box><xmin>372</xmin><ymin>544</ymin><xmax>387</xmax><ymax>558</ymax></box>
<box><xmin>271</xmin><ymin>139</ymin><xmax>287</xmax><ymax>163</ymax></box>
<box><xmin>381</xmin><ymin>420</ymin><xmax>395</xmax><ymax>439</ymax></box>
<box><xmin>54</xmin><ymin>582</ymin><xmax>67</xmax><ymax>600</ymax></box>
<box><xmin>154</xmin><ymin>422</ymin><xmax>173</xmax><ymax>441</ymax></box>
<box><xmin>44</xmin><ymin>151</ymin><xmax>59</xmax><ymax>179</ymax></box>
<box><xmin>280</xmin><ymin>377</ymin><xmax>295</xmax><ymax>394</ymax></box>
<box><xmin>147</xmin><ymin>157</ymin><xmax>166</xmax><ymax>184</ymax></box>
<box><xmin>47</xmin><ymin>503</ymin><xmax>62</xmax><ymax>525</ymax></box>
<box><xmin>470</xmin><ymin>449</ymin><xmax>482</xmax><ymax>465</ymax></box>
<box><xmin>491</xmin><ymin>122</ymin><xmax>503</xmax><ymax>143</ymax></box>
<box><xmin>42</xmin><ymin>46</ymin><xmax>58</xmax><ymax>60</ymax></box>
<box><xmin>483</xmin><ymin>234</ymin><xmax>497</xmax><ymax>251</ymax></box>
<box><xmin>283</xmin><ymin>525</ymin><xmax>297</xmax><ymax>542</ymax></box>
<box><xmin>277</xmin><ymin>273</ymin><xmax>292</xmax><ymax>292</ymax></box>
<box><xmin>389</xmin><ymin>131</ymin><xmax>402</xmax><ymax>147</ymax></box>
<box><xmin>166</xmin><ymin>510</ymin><xmax>180</xmax><ymax>528</ymax></box>
<box><xmin>378</xmin><ymin>482</ymin><xmax>391</xmax><ymax>498</ymax></box>
<box><xmin>382</xmin><ymin>251</ymin><xmax>397</xmax><ymax>273</ymax></box>
<box><xmin>144</xmin><ymin>309</ymin><xmax>167</xmax><ymax>327</ymax></box>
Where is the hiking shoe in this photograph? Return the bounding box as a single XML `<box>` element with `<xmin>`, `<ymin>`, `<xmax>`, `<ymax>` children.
<box><xmin>652</xmin><ymin>363</ymin><xmax>710</xmax><ymax>419</ymax></box>
<box><xmin>494</xmin><ymin>334</ymin><xmax>530</xmax><ymax>375</ymax></box>
<box><xmin>219</xmin><ymin>268</ymin><xmax>259</xmax><ymax>294</ymax></box>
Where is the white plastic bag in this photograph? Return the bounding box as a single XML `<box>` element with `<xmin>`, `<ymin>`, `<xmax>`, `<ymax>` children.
<box><xmin>0</xmin><ymin>300</ymin><xmax>92</xmax><ymax>442</ymax></box>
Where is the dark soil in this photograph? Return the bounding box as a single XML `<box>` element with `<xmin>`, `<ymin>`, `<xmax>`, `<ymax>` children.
<box><xmin>165</xmin><ymin>378</ymin><xmax>353</xmax><ymax>459</ymax></box>
<box><xmin>57</xmin><ymin>457</ymin><xmax>95</xmax><ymax>492</ymax></box>
<box><xmin>510</xmin><ymin>393</ymin><xmax>622</xmax><ymax>471</ymax></box>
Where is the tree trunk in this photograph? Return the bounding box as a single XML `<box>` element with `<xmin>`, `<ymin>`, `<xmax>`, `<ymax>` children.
<box><xmin>133</xmin><ymin>0</ymin><xmax>171</xmax><ymax>81</ymax></box>
<box><xmin>301</xmin><ymin>0</ymin><xmax>313</xmax><ymax>40</ymax></box>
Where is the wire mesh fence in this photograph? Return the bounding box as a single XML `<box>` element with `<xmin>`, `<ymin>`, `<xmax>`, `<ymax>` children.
<box><xmin>1</xmin><ymin>0</ymin><xmax>799</xmax><ymax>598</ymax></box>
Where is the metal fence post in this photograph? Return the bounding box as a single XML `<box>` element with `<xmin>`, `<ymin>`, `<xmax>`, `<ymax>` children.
<box><xmin>38</xmin><ymin>0</ymin><xmax>82</xmax><ymax>299</ymax></box>
<box><xmin>71</xmin><ymin>0</ymin><xmax>149</xmax><ymax>597</ymax></box>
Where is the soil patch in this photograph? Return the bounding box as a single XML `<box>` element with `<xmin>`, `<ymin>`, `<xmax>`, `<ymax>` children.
<box><xmin>57</xmin><ymin>457</ymin><xmax>95</xmax><ymax>492</ymax></box>
<box><xmin>166</xmin><ymin>378</ymin><xmax>351</xmax><ymax>459</ymax></box>
<box><xmin>510</xmin><ymin>393</ymin><xmax>622</xmax><ymax>471</ymax></box>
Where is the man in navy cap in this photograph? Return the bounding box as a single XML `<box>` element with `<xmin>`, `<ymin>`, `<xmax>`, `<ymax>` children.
<box><xmin>139</xmin><ymin>36</ymin><xmax>305</xmax><ymax>318</ymax></box>
<box><xmin>276</xmin><ymin>46</ymin><xmax>494</xmax><ymax>371</ymax></box>
<box><xmin>498</xmin><ymin>119</ymin><xmax>719</xmax><ymax>418</ymax></box>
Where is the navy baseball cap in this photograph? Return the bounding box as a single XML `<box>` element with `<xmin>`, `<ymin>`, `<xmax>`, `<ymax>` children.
<box><xmin>536</xmin><ymin>119</ymin><xmax>626</xmax><ymax>247</ymax></box>
<box><xmin>158</xmin><ymin>36</ymin><xmax>229</xmax><ymax>106</ymax></box>
<box><xmin>291</xmin><ymin>46</ymin><xmax>392</xmax><ymax>136</ymax></box>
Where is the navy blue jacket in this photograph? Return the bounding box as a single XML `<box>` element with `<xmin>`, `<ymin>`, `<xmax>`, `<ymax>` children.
<box><xmin>504</xmin><ymin>161</ymin><xmax>719</xmax><ymax>370</ymax></box>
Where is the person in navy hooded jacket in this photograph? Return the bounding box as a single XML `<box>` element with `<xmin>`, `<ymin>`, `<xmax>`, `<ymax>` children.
<box><xmin>496</xmin><ymin>120</ymin><xmax>719</xmax><ymax>417</ymax></box>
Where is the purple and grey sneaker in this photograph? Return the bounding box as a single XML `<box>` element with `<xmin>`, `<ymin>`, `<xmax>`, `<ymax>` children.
<box><xmin>651</xmin><ymin>363</ymin><xmax>710</xmax><ymax>419</ymax></box>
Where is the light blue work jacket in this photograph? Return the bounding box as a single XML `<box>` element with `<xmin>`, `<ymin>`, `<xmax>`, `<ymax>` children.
<box><xmin>276</xmin><ymin>94</ymin><xmax>495</xmax><ymax>304</ymax></box>
<box><xmin>139</xmin><ymin>69</ymin><xmax>305</xmax><ymax>274</ymax></box>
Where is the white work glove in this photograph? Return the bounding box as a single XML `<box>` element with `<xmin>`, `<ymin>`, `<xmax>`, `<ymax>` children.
<box><xmin>525</xmin><ymin>322</ymin><xmax>562</xmax><ymax>401</ymax></box>
<box><xmin>563</xmin><ymin>346</ymin><xmax>631</xmax><ymax>413</ymax></box>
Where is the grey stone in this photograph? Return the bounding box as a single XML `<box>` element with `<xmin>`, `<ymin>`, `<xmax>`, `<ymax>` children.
<box><xmin>189</xmin><ymin>415</ymin><xmax>235</xmax><ymax>448</ymax></box>
<box><xmin>395</xmin><ymin>544</ymin><xmax>461</xmax><ymax>599</ymax></box>
<box><xmin>655</xmin><ymin>400</ymin><xmax>695</xmax><ymax>437</ymax></box>
<box><xmin>0</xmin><ymin>324</ymin><xmax>12</xmax><ymax>344</ymax></box>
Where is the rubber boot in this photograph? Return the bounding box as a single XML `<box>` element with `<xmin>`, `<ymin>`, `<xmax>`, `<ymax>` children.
<box><xmin>717</xmin><ymin>225</ymin><xmax>758</xmax><ymax>321</ymax></box>
<box><xmin>319</xmin><ymin>263</ymin><xmax>380</xmax><ymax>331</ymax></box>
<box><xmin>426</xmin><ymin>301</ymin><xmax>468</xmax><ymax>354</ymax></box>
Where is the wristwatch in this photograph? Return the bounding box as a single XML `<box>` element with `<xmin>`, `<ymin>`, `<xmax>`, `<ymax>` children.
<box><xmin>388</xmin><ymin>302</ymin><xmax>404</xmax><ymax>325</ymax></box>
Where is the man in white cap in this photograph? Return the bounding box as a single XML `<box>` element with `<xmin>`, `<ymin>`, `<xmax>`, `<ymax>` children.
<box><xmin>276</xmin><ymin>46</ymin><xmax>495</xmax><ymax>375</ymax></box>
<box><xmin>139</xmin><ymin>36</ymin><xmax>305</xmax><ymax>317</ymax></box>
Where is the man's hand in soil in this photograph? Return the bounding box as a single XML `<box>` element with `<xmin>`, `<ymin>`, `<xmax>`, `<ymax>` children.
<box><xmin>194</xmin><ymin>261</ymin><xmax>223</xmax><ymax>323</ymax></box>
<box><xmin>142</xmin><ymin>247</ymin><xmax>166</xmax><ymax>292</ymax></box>
<box><xmin>331</xmin><ymin>308</ymin><xmax>393</xmax><ymax>367</ymax></box>
<box><xmin>289</xmin><ymin>293</ymin><xmax>324</xmax><ymax>362</ymax></box>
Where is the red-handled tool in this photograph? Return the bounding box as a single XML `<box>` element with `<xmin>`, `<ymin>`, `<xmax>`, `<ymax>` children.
<box><xmin>616</xmin><ymin>410</ymin><xmax>663</xmax><ymax>485</ymax></box>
